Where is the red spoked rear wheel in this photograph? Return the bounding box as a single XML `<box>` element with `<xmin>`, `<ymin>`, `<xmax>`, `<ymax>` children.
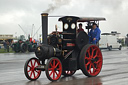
<box><xmin>24</xmin><ymin>57</ymin><xmax>41</xmax><ymax>80</ymax></box>
<box><xmin>45</xmin><ymin>57</ymin><xmax>62</xmax><ymax>81</ymax></box>
<box><xmin>79</xmin><ymin>44</ymin><xmax>103</xmax><ymax>77</ymax></box>
<box><xmin>62</xmin><ymin>70</ymin><xmax>76</xmax><ymax>76</ymax></box>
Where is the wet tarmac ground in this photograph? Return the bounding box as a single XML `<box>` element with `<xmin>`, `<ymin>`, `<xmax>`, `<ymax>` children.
<box><xmin>0</xmin><ymin>47</ymin><xmax>128</xmax><ymax>85</ymax></box>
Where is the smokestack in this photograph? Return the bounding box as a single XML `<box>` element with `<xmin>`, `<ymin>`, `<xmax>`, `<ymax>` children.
<box><xmin>41</xmin><ymin>13</ymin><xmax>48</xmax><ymax>44</ymax></box>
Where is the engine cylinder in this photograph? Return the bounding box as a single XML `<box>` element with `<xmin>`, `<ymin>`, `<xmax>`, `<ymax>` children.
<box><xmin>35</xmin><ymin>45</ymin><xmax>61</xmax><ymax>60</ymax></box>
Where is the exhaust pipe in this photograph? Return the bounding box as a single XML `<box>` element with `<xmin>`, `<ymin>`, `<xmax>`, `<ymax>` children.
<box><xmin>41</xmin><ymin>13</ymin><xmax>48</xmax><ymax>44</ymax></box>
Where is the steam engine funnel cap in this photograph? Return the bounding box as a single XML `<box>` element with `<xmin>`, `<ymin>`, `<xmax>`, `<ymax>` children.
<box><xmin>41</xmin><ymin>13</ymin><xmax>48</xmax><ymax>16</ymax></box>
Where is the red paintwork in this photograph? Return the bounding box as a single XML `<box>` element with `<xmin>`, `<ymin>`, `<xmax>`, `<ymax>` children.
<box><xmin>48</xmin><ymin>59</ymin><xmax>62</xmax><ymax>80</ymax></box>
<box><xmin>84</xmin><ymin>45</ymin><xmax>102</xmax><ymax>76</ymax></box>
<box><xmin>67</xmin><ymin>43</ymin><xmax>75</xmax><ymax>46</ymax></box>
<box><xmin>27</xmin><ymin>59</ymin><xmax>41</xmax><ymax>79</ymax></box>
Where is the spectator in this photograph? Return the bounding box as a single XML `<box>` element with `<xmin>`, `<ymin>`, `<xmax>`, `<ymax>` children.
<box><xmin>3</xmin><ymin>40</ymin><xmax>7</xmax><ymax>51</ymax></box>
<box><xmin>6</xmin><ymin>41</ymin><xmax>9</xmax><ymax>52</ymax></box>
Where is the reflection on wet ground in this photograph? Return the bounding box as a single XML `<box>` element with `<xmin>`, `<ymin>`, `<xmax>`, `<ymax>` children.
<box><xmin>26</xmin><ymin>76</ymin><xmax>102</xmax><ymax>85</ymax></box>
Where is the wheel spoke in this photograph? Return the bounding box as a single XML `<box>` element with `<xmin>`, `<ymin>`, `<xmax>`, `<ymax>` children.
<box><xmin>35</xmin><ymin>70</ymin><xmax>40</xmax><ymax>74</ymax></box>
<box><xmin>28</xmin><ymin>65</ymin><xmax>32</xmax><ymax>68</ymax></box>
<box><xmin>55</xmin><ymin>71</ymin><xmax>59</xmax><ymax>77</ymax></box>
<box><xmin>33</xmin><ymin>71</ymin><xmax>36</xmax><ymax>78</ymax></box>
<box><xmin>57</xmin><ymin>67</ymin><xmax>62</xmax><ymax>70</ymax></box>
<box><xmin>55</xmin><ymin>62</ymin><xmax>59</xmax><ymax>68</ymax></box>
<box><xmin>87</xmin><ymin>49</ymin><xmax>91</xmax><ymax>57</ymax></box>
<box><xmin>92</xmin><ymin>64</ymin><xmax>96</xmax><ymax>73</ymax></box>
<box><xmin>93</xmin><ymin>55</ymin><xmax>97</xmax><ymax>59</ymax></box>
<box><xmin>30</xmin><ymin>60</ymin><xmax>33</xmax><ymax>67</ymax></box>
<box><xmin>95</xmin><ymin>60</ymin><xmax>102</xmax><ymax>64</ymax></box>
<box><xmin>48</xmin><ymin>68</ymin><xmax>53</xmax><ymax>71</ymax></box>
<box><xmin>93</xmin><ymin>51</ymin><xmax>98</xmax><ymax>58</ymax></box>
<box><xmin>27</xmin><ymin>69</ymin><xmax>32</xmax><ymax>72</ymax></box>
<box><xmin>90</xmin><ymin>47</ymin><xmax>93</xmax><ymax>55</ymax></box>
<box><xmin>35</xmin><ymin>70</ymin><xmax>40</xmax><ymax>77</ymax></box>
<box><xmin>49</xmin><ymin>71</ymin><xmax>53</xmax><ymax>76</ymax></box>
<box><xmin>94</xmin><ymin>62</ymin><xmax>98</xmax><ymax>66</ymax></box>
<box><xmin>50</xmin><ymin>62</ymin><xmax>53</xmax><ymax>67</ymax></box>
<box><xmin>53</xmin><ymin>72</ymin><xmax>55</xmax><ymax>79</ymax></box>
<box><xmin>53</xmin><ymin>60</ymin><xmax>55</xmax><ymax>67</ymax></box>
<box><xmin>91</xmin><ymin>48</ymin><xmax>96</xmax><ymax>58</ymax></box>
<box><xmin>96</xmin><ymin>68</ymin><xmax>100</xmax><ymax>71</ymax></box>
<box><xmin>94</xmin><ymin>60</ymin><xmax>102</xmax><ymax>71</ymax></box>
<box><xmin>85</xmin><ymin>61</ymin><xmax>90</xmax><ymax>66</ymax></box>
<box><xmin>88</xmin><ymin>63</ymin><xmax>92</xmax><ymax>73</ymax></box>
<box><xmin>85</xmin><ymin>56</ymin><xmax>90</xmax><ymax>60</ymax></box>
<box><xmin>33</xmin><ymin>60</ymin><xmax>37</xmax><ymax>67</ymax></box>
<box><xmin>30</xmin><ymin>71</ymin><xmax>33</xmax><ymax>78</ymax></box>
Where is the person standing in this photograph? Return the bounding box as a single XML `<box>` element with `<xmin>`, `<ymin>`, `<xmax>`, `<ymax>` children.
<box><xmin>6</xmin><ymin>41</ymin><xmax>9</xmax><ymax>52</ymax></box>
<box><xmin>3</xmin><ymin>40</ymin><xmax>7</xmax><ymax>51</ymax></box>
<box><xmin>88</xmin><ymin>23</ymin><xmax>101</xmax><ymax>44</ymax></box>
<box><xmin>77</xmin><ymin>23</ymin><xmax>84</xmax><ymax>33</ymax></box>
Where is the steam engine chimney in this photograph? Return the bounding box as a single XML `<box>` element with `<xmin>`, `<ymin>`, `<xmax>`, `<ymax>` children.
<box><xmin>41</xmin><ymin>13</ymin><xmax>48</xmax><ymax>44</ymax></box>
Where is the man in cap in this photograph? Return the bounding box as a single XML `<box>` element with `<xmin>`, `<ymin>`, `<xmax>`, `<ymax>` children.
<box><xmin>88</xmin><ymin>22</ymin><xmax>101</xmax><ymax>44</ymax></box>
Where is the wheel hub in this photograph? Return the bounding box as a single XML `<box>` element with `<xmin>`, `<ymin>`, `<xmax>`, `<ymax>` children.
<box><xmin>31</xmin><ymin>66</ymin><xmax>35</xmax><ymax>71</ymax></box>
<box><xmin>91</xmin><ymin>58</ymin><xmax>96</xmax><ymax>63</ymax></box>
<box><xmin>54</xmin><ymin>68</ymin><xmax>57</xmax><ymax>71</ymax></box>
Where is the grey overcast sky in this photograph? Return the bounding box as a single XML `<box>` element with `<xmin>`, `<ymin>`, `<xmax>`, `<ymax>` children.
<box><xmin>0</xmin><ymin>0</ymin><xmax>128</xmax><ymax>39</ymax></box>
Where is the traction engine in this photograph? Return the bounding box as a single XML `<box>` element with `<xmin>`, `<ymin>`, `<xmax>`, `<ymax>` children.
<box><xmin>24</xmin><ymin>13</ymin><xmax>105</xmax><ymax>81</ymax></box>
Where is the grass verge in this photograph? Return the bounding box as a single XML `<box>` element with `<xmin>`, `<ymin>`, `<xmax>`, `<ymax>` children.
<box><xmin>0</xmin><ymin>48</ymin><xmax>14</xmax><ymax>53</ymax></box>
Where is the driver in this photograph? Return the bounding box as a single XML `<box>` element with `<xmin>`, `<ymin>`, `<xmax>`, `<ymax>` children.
<box><xmin>88</xmin><ymin>22</ymin><xmax>101</xmax><ymax>44</ymax></box>
<box><xmin>77</xmin><ymin>23</ymin><xmax>84</xmax><ymax>33</ymax></box>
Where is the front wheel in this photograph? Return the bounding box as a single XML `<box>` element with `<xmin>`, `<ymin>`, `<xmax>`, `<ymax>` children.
<box><xmin>21</xmin><ymin>43</ymin><xmax>28</xmax><ymax>52</ymax></box>
<box><xmin>79</xmin><ymin>44</ymin><xmax>103</xmax><ymax>77</ymax></box>
<box><xmin>24</xmin><ymin>57</ymin><xmax>41</xmax><ymax>81</ymax></box>
<box><xmin>45</xmin><ymin>57</ymin><xmax>62</xmax><ymax>81</ymax></box>
<box><xmin>13</xmin><ymin>44</ymin><xmax>20</xmax><ymax>53</ymax></box>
